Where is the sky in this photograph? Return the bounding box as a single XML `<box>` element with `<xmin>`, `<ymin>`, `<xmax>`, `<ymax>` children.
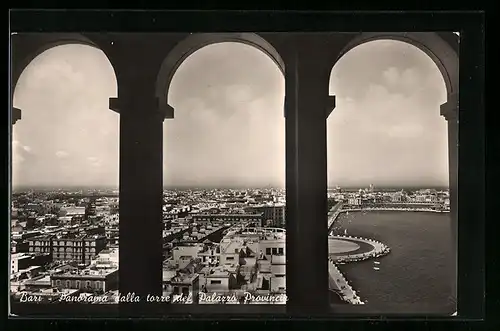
<box><xmin>327</xmin><ymin>40</ymin><xmax>449</xmax><ymax>188</ymax></box>
<box><xmin>12</xmin><ymin>36</ymin><xmax>450</xmax><ymax>189</ymax></box>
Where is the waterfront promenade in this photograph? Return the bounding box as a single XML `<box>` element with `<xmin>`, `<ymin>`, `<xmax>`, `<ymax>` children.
<box><xmin>328</xmin><ymin>202</ymin><xmax>343</xmax><ymax>230</ymax></box>
<box><xmin>326</xmin><ymin>206</ymin><xmax>391</xmax><ymax>305</ymax></box>
<box><xmin>328</xmin><ymin>260</ymin><xmax>363</xmax><ymax>305</ymax></box>
<box><xmin>326</xmin><ymin>234</ymin><xmax>390</xmax><ymax>304</ymax></box>
<box><xmin>341</xmin><ymin>207</ymin><xmax>449</xmax><ymax>213</ymax></box>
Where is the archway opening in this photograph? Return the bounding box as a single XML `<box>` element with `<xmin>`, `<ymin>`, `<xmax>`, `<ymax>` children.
<box><xmin>163</xmin><ymin>41</ymin><xmax>286</xmax><ymax>304</ymax></box>
<box><xmin>11</xmin><ymin>44</ymin><xmax>120</xmax><ymax>303</ymax></box>
<box><xmin>326</xmin><ymin>39</ymin><xmax>455</xmax><ymax>314</ymax></box>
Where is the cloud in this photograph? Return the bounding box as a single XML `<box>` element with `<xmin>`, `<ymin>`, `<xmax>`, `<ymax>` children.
<box><xmin>224</xmin><ymin>84</ymin><xmax>253</xmax><ymax>104</ymax></box>
<box><xmin>387</xmin><ymin>124</ymin><xmax>425</xmax><ymax>138</ymax></box>
<box><xmin>382</xmin><ymin>67</ymin><xmax>400</xmax><ymax>85</ymax></box>
<box><xmin>11</xmin><ymin>39</ymin><xmax>448</xmax><ymax>189</ymax></box>
<box><xmin>12</xmin><ymin>140</ymin><xmax>33</xmax><ymax>155</ymax></box>
<box><xmin>12</xmin><ymin>44</ymin><xmax>119</xmax><ymax>188</ymax></box>
<box><xmin>327</xmin><ymin>39</ymin><xmax>449</xmax><ymax>188</ymax></box>
<box><xmin>55</xmin><ymin>150</ymin><xmax>69</xmax><ymax>158</ymax></box>
<box><xmin>381</xmin><ymin>66</ymin><xmax>422</xmax><ymax>94</ymax></box>
<box><xmin>87</xmin><ymin>156</ymin><xmax>102</xmax><ymax>167</ymax></box>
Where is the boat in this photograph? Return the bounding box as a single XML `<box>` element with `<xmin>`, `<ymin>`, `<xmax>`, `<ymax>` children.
<box><xmin>344</xmin><ymin>229</ymin><xmax>348</xmax><ymax>236</ymax></box>
<box><xmin>374</xmin><ymin>261</ymin><xmax>380</xmax><ymax>265</ymax></box>
<box><xmin>373</xmin><ymin>267</ymin><xmax>380</xmax><ymax>271</ymax></box>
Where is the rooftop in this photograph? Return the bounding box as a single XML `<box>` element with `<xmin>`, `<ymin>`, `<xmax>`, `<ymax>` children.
<box><xmin>23</xmin><ymin>275</ymin><xmax>51</xmax><ymax>285</ymax></box>
<box><xmin>222</xmin><ymin>241</ymin><xmax>244</xmax><ymax>255</ymax></box>
<box><xmin>207</xmin><ymin>269</ymin><xmax>230</xmax><ymax>278</ymax></box>
<box><xmin>170</xmin><ymin>273</ymin><xmax>199</xmax><ymax>284</ymax></box>
<box><xmin>11</xmin><ymin>253</ymin><xmax>31</xmax><ymax>260</ymax></box>
<box><xmin>52</xmin><ymin>267</ymin><xmax>118</xmax><ymax>278</ymax></box>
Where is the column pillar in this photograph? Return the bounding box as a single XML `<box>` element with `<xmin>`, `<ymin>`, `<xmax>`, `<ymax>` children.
<box><xmin>110</xmin><ymin>81</ymin><xmax>165</xmax><ymax>314</ymax></box>
<box><xmin>284</xmin><ymin>40</ymin><xmax>331</xmax><ymax>315</ymax></box>
<box><xmin>440</xmin><ymin>92</ymin><xmax>458</xmax><ymax>311</ymax></box>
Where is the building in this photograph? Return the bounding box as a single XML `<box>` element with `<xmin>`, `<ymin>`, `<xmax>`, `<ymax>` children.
<box><xmin>218</xmin><ymin>227</ymin><xmax>287</xmax><ymax>295</ymax></box>
<box><xmin>391</xmin><ymin>192</ymin><xmax>403</xmax><ymax>202</ymax></box>
<box><xmin>171</xmin><ymin>245</ymin><xmax>203</xmax><ymax>266</ymax></box>
<box><xmin>85</xmin><ymin>226</ymin><xmax>106</xmax><ymax>236</ymax></box>
<box><xmin>192</xmin><ymin>213</ymin><xmax>263</xmax><ymax>225</ymax></box>
<box><xmin>11</xmin><ymin>220</ymin><xmax>24</xmax><ymax>233</ymax></box>
<box><xmin>258</xmin><ymin>235</ymin><xmax>286</xmax><ymax>293</ymax></box>
<box><xmin>198</xmin><ymin>244</ymin><xmax>220</xmax><ymax>266</ymax></box>
<box><xmin>165</xmin><ymin>273</ymin><xmax>200</xmax><ymax>303</ymax></box>
<box><xmin>11</xmin><ymin>253</ymin><xmax>32</xmax><ymax>275</ymax></box>
<box><xmin>10</xmin><ymin>252</ymin><xmax>50</xmax><ymax>282</ymax></box>
<box><xmin>11</xmin><ymin>239</ymin><xmax>30</xmax><ymax>253</ymax></box>
<box><xmin>90</xmin><ymin>247</ymin><xmax>119</xmax><ymax>269</ymax></box>
<box><xmin>246</xmin><ymin>204</ymin><xmax>285</xmax><ymax>227</ymax></box>
<box><xmin>51</xmin><ymin>267</ymin><xmax>118</xmax><ymax>293</ymax></box>
<box><xmin>219</xmin><ymin>240</ymin><xmax>242</xmax><ymax>266</ymax></box>
<box><xmin>60</xmin><ymin>206</ymin><xmax>86</xmax><ymax>217</ymax></box>
<box><xmin>28</xmin><ymin>235</ymin><xmax>55</xmax><ymax>255</ymax></box>
<box><xmin>347</xmin><ymin>197</ymin><xmax>362</xmax><ymax>206</ymax></box>
<box><xmin>106</xmin><ymin>226</ymin><xmax>119</xmax><ymax>246</ymax></box>
<box><xmin>162</xmin><ymin>257</ymin><xmax>201</xmax><ymax>304</ymax></box>
<box><xmin>51</xmin><ymin>234</ymin><xmax>107</xmax><ymax>265</ymax></box>
<box><xmin>205</xmin><ymin>269</ymin><xmax>235</xmax><ymax>293</ymax></box>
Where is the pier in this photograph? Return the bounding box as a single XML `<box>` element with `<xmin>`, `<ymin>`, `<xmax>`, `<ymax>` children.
<box><xmin>326</xmin><ymin>204</ymin><xmax>392</xmax><ymax>305</ymax></box>
<box><xmin>327</xmin><ymin>202</ymin><xmax>343</xmax><ymax>231</ymax></box>
<box><xmin>328</xmin><ymin>260</ymin><xmax>363</xmax><ymax>305</ymax></box>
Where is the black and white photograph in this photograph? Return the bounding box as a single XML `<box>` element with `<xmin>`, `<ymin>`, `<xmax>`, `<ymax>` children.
<box><xmin>9</xmin><ymin>30</ymin><xmax>461</xmax><ymax>317</ymax></box>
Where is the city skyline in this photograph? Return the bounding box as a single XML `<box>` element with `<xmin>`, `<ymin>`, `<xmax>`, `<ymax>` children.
<box><xmin>13</xmin><ymin>38</ymin><xmax>450</xmax><ymax>189</ymax></box>
<box><xmin>11</xmin><ymin>184</ymin><xmax>449</xmax><ymax>192</ymax></box>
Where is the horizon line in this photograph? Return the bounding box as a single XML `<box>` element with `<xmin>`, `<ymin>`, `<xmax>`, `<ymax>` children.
<box><xmin>12</xmin><ymin>185</ymin><xmax>449</xmax><ymax>191</ymax></box>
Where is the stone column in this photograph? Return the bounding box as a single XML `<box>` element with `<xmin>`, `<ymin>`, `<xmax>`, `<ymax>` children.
<box><xmin>110</xmin><ymin>76</ymin><xmax>165</xmax><ymax>313</ymax></box>
<box><xmin>283</xmin><ymin>38</ymin><xmax>332</xmax><ymax>315</ymax></box>
<box><xmin>440</xmin><ymin>92</ymin><xmax>458</xmax><ymax>311</ymax></box>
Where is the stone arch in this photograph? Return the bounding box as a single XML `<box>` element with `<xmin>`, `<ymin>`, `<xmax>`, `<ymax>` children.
<box><xmin>155</xmin><ymin>33</ymin><xmax>286</xmax><ymax>118</ymax></box>
<box><xmin>11</xmin><ymin>33</ymin><xmax>118</xmax><ymax>92</ymax></box>
<box><xmin>331</xmin><ymin>32</ymin><xmax>459</xmax><ymax>100</ymax></box>
<box><xmin>10</xmin><ymin>33</ymin><xmax>118</xmax><ymax>124</ymax></box>
<box><xmin>327</xmin><ymin>32</ymin><xmax>459</xmax><ymax>309</ymax></box>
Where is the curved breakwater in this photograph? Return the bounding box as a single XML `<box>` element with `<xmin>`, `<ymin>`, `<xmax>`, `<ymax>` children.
<box><xmin>329</xmin><ymin>235</ymin><xmax>391</xmax><ymax>263</ymax></box>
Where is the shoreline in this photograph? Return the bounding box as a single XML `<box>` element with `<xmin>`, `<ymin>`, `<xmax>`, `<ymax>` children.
<box><xmin>340</xmin><ymin>208</ymin><xmax>449</xmax><ymax>213</ymax></box>
<box><xmin>327</xmin><ymin>235</ymin><xmax>391</xmax><ymax>305</ymax></box>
